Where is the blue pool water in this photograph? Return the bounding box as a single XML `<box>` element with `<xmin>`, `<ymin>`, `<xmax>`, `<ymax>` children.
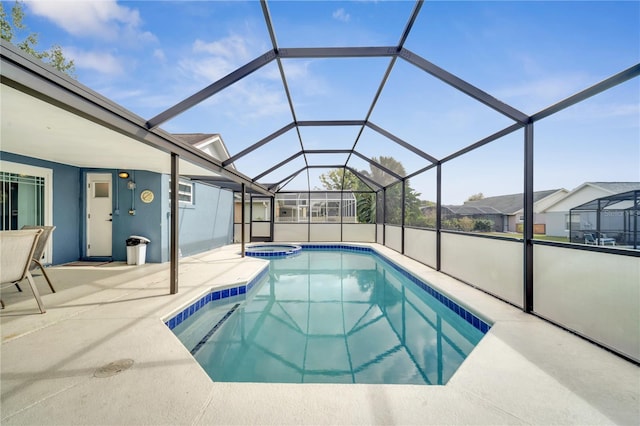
<box><xmin>170</xmin><ymin>247</ymin><xmax>488</xmax><ymax>385</ymax></box>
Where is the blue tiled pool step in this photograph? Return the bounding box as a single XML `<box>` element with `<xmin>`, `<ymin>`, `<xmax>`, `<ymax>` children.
<box><xmin>165</xmin><ymin>266</ymin><xmax>268</xmax><ymax>330</ymax></box>
<box><xmin>165</xmin><ymin>245</ymin><xmax>491</xmax><ymax>334</ymax></box>
<box><xmin>190</xmin><ymin>303</ymin><xmax>241</xmax><ymax>355</ymax></box>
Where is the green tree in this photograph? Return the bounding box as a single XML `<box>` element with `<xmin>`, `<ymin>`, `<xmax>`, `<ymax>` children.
<box><xmin>1</xmin><ymin>1</ymin><xmax>75</xmax><ymax>76</ymax></box>
<box><xmin>466</xmin><ymin>193</ymin><xmax>484</xmax><ymax>202</ymax></box>
<box><xmin>317</xmin><ymin>168</ymin><xmax>376</xmax><ymax>224</ymax></box>
<box><xmin>366</xmin><ymin>156</ymin><xmax>427</xmax><ymax>227</ymax></box>
<box><xmin>318</xmin><ymin>168</ymin><xmax>361</xmax><ymax>191</ymax></box>
<box><xmin>319</xmin><ymin>156</ymin><xmax>429</xmax><ymax>227</ymax></box>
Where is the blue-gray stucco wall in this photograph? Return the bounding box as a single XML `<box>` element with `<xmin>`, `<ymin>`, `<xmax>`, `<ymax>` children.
<box><xmin>3</xmin><ymin>152</ymin><xmax>234</xmax><ymax>265</ymax></box>
<box><xmin>1</xmin><ymin>152</ymin><xmax>80</xmax><ymax>264</ymax></box>
<box><xmin>160</xmin><ymin>175</ymin><xmax>234</xmax><ymax>261</ymax></box>
<box><xmin>87</xmin><ymin>169</ymin><xmax>165</xmax><ymax>263</ymax></box>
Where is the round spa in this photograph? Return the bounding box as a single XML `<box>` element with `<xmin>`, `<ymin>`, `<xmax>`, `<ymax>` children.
<box><xmin>245</xmin><ymin>244</ymin><xmax>302</xmax><ymax>258</ymax></box>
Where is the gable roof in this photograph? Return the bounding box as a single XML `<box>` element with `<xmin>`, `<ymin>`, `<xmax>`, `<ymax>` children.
<box><xmin>172</xmin><ymin>133</ymin><xmax>219</xmax><ymax>146</ymax></box>
<box><xmin>582</xmin><ymin>182</ymin><xmax>640</xmax><ymax>194</ymax></box>
<box><xmin>542</xmin><ymin>182</ymin><xmax>640</xmax><ymax>212</ymax></box>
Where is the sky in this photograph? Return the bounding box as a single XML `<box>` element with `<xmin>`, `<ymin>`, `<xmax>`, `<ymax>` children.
<box><xmin>6</xmin><ymin>0</ymin><xmax>640</xmax><ymax>204</ymax></box>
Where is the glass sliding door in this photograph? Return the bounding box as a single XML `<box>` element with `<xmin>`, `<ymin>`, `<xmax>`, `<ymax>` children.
<box><xmin>0</xmin><ymin>172</ymin><xmax>45</xmax><ymax>230</ymax></box>
<box><xmin>0</xmin><ymin>162</ymin><xmax>53</xmax><ymax>263</ymax></box>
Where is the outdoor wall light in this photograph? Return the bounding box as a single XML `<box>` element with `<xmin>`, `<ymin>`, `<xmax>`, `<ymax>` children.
<box><xmin>118</xmin><ymin>171</ymin><xmax>130</xmax><ymax>179</ymax></box>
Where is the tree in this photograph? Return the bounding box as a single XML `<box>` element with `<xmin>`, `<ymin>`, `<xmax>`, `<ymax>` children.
<box><xmin>1</xmin><ymin>1</ymin><xmax>75</xmax><ymax>76</ymax></box>
<box><xmin>317</xmin><ymin>168</ymin><xmax>375</xmax><ymax>224</ymax></box>
<box><xmin>466</xmin><ymin>193</ymin><xmax>484</xmax><ymax>202</ymax></box>
<box><xmin>318</xmin><ymin>156</ymin><xmax>429</xmax><ymax>227</ymax></box>
<box><xmin>318</xmin><ymin>168</ymin><xmax>361</xmax><ymax>191</ymax></box>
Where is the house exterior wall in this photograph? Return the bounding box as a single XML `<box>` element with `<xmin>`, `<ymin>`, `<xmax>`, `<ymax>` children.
<box><xmin>546</xmin><ymin>212</ymin><xmax>568</xmax><ymax>237</ymax></box>
<box><xmin>162</xmin><ymin>175</ymin><xmax>233</xmax><ymax>260</ymax></box>
<box><xmin>535</xmin><ymin>190</ymin><xmax>569</xmax><ymax>211</ymax></box>
<box><xmin>544</xmin><ymin>186</ymin><xmax>612</xmax><ymax>237</ymax></box>
<box><xmin>545</xmin><ymin>186</ymin><xmax>609</xmax><ymax>213</ymax></box>
<box><xmin>108</xmin><ymin>170</ymin><xmax>164</xmax><ymax>263</ymax></box>
<box><xmin>1</xmin><ymin>152</ymin><xmax>80</xmax><ymax>264</ymax></box>
<box><xmin>1</xmin><ymin>153</ymin><xmax>234</xmax><ymax>264</ymax></box>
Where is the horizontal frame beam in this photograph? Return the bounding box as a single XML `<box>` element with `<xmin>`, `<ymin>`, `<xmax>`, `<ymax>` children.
<box><xmin>399</xmin><ymin>48</ymin><xmax>530</xmax><ymax>124</ymax></box>
<box><xmin>0</xmin><ymin>41</ymin><xmax>273</xmax><ymax>197</ymax></box>
<box><xmin>303</xmin><ymin>149</ymin><xmax>352</xmax><ymax>154</ymax></box>
<box><xmin>252</xmin><ymin>151</ymin><xmax>303</xmax><ymax>182</ymax></box>
<box><xmin>440</xmin><ymin>122</ymin><xmax>524</xmax><ymax>164</ymax></box>
<box><xmin>223</xmin><ymin>122</ymin><xmax>296</xmax><ymax>166</ymax></box>
<box><xmin>366</xmin><ymin>121</ymin><xmax>438</xmax><ymax>164</ymax></box>
<box><xmin>351</xmin><ymin>151</ymin><xmax>404</xmax><ymax>181</ymax></box>
<box><xmin>278</xmin><ymin>47</ymin><xmax>397</xmax><ymax>59</ymax></box>
<box><xmin>297</xmin><ymin>120</ymin><xmax>366</xmax><ymax>127</ymax></box>
<box><xmin>345</xmin><ymin>166</ymin><xmax>383</xmax><ymax>191</ymax></box>
<box><xmin>531</xmin><ymin>63</ymin><xmax>640</xmax><ymax>122</ymax></box>
<box><xmin>268</xmin><ymin>167</ymin><xmax>306</xmax><ymax>190</ymax></box>
<box><xmin>146</xmin><ymin>50</ymin><xmax>277</xmax><ymax>129</ymax></box>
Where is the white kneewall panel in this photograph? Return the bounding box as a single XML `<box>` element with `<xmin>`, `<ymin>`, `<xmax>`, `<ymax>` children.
<box><xmin>233</xmin><ymin>224</ymin><xmax>250</xmax><ymax>243</ymax></box>
<box><xmin>385</xmin><ymin>225</ymin><xmax>402</xmax><ymax>253</ymax></box>
<box><xmin>376</xmin><ymin>225</ymin><xmax>384</xmax><ymax>244</ymax></box>
<box><xmin>310</xmin><ymin>224</ymin><xmax>341</xmax><ymax>242</ymax></box>
<box><xmin>441</xmin><ymin>233</ymin><xmax>523</xmax><ymax>307</ymax></box>
<box><xmin>252</xmin><ymin>222</ymin><xmax>271</xmax><ymax>238</ymax></box>
<box><xmin>534</xmin><ymin>245</ymin><xmax>640</xmax><ymax>362</ymax></box>
<box><xmin>404</xmin><ymin>227</ymin><xmax>437</xmax><ymax>268</ymax></box>
<box><xmin>274</xmin><ymin>224</ymin><xmax>307</xmax><ymax>242</ymax></box>
<box><xmin>342</xmin><ymin>224</ymin><xmax>375</xmax><ymax>242</ymax></box>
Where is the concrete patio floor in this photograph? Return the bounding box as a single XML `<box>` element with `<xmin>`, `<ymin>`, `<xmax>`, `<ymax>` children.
<box><xmin>1</xmin><ymin>243</ymin><xmax>638</xmax><ymax>425</ymax></box>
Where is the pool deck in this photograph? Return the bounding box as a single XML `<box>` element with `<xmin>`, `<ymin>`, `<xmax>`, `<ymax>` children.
<box><xmin>1</xmin><ymin>243</ymin><xmax>638</xmax><ymax>425</ymax></box>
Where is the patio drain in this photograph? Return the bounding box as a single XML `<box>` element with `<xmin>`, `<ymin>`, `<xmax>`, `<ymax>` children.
<box><xmin>93</xmin><ymin>359</ymin><xmax>134</xmax><ymax>378</ymax></box>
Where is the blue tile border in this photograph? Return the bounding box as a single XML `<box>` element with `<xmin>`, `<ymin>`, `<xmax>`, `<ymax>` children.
<box><xmin>165</xmin><ymin>244</ymin><xmax>490</xmax><ymax>335</ymax></box>
<box><xmin>245</xmin><ymin>244</ymin><xmax>302</xmax><ymax>258</ymax></box>
<box><xmin>300</xmin><ymin>244</ymin><xmax>491</xmax><ymax>334</ymax></box>
<box><xmin>164</xmin><ymin>265</ymin><xmax>269</xmax><ymax>330</ymax></box>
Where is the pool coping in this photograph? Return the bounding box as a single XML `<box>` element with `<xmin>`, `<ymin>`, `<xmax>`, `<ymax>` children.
<box><xmin>163</xmin><ymin>243</ymin><xmax>491</xmax><ymax>334</ymax></box>
<box><xmin>2</xmin><ymin>242</ymin><xmax>637</xmax><ymax>425</ymax></box>
<box><xmin>245</xmin><ymin>243</ymin><xmax>302</xmax><ymax>257</ymax></box>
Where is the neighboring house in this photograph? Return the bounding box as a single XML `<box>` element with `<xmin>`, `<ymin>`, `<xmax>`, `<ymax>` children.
<box><xmin>173</xmin><ymin>133</ymin><xmax>234</xmax><ymax>170</ymax></box>
<box><xmin>232</xmin><ymin>192</ymin><xmax>359</xmax><ymax>242</ymax></box>
<box><xmin>232</xmin><ymin>195</ymin><xmax>273</xmax><ymax>243</ymax></box>
<box><xmin>429</xmin><ymin>189</ymin><xmax>568</xmax><ymax>233</ymax></box>
<box><xmin>543</xmin><ymin>182</ymin><xmax>640</xmax><ymax>240</ymax></box>
<box><xmin>0</xmin><ymin>133</ymin><xmax>236</xmax><ymax>264</ymax></box>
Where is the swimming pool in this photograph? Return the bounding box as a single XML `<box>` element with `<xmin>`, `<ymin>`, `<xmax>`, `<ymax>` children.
<box><xmin>245</xmin><ymin>244</ymin><xmax>302</xmax><ymax>257</ymax></box>
<box><xmin>168</xmin><ymin>245</ymin><xmax>490</xmax><ymax>385</ymax></box>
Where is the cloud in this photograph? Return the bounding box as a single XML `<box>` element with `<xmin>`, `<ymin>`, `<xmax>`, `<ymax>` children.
<box><xmin>176</xmin><ymin>33</ymin><xmax>290</xmax><ymax>122</ymax></box>
<box><xmin>332</xmin><ymin>8</ymin><xmax>351</xmax><ymax>23</ymax></box>
<box><xmin>27</xmin><ymin>0</ymin><xmax>156</xmax><ymax>44</ymax></box>
<box><xmin>63</xmin><ymin>46</ymin><xmax>124</xmax><ymax>75</ymax></box>
<box><xmin>153</xmin><ymin>49</ymin><xmax>166</xmax><ymax>62</ymax></box>
<box><xmin>492</xmin><ymin>73</ymin><xmax>592</xmax><ymax>113</ymax></box>
<box><xmin>181</xmin><ymin>35</ymin><xmax>256</xmax><ymax>82</ymax></box>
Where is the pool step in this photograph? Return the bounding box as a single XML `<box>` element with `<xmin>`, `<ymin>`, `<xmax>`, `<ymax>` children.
<box><xmin>190</xmin><ymin>303</ymin><xmax>241</xmax><ymax>355</ymax></box>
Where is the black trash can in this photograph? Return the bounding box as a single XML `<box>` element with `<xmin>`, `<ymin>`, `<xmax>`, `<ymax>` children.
<box><xmin>126</xmin><ymin>235</ymin><xmax>151</xmax><ymax>265</ymax></box>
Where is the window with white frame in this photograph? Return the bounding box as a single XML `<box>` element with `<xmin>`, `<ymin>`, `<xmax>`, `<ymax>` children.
<box><xmin>169</xmin><ymin>179</ymin><xmax>194</xmax><ymax>205</ymax></box>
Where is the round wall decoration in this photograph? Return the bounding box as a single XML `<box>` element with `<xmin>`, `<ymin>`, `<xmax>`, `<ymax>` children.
<box><xmin>140</xmin><ymin>189</ymin><xmax>154</xmax><ymax>203</ymax></box>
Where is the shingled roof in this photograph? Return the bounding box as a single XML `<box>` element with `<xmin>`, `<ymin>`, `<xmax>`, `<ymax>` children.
<box><xmin>449</xmin><ymin>190</ymin><xmax>563</xmax><ymax>215</ymax></box>
<box><xmin>584</xmin><ymin>182</ymin><xmax>640</xmax><ymax>194</ymax></box>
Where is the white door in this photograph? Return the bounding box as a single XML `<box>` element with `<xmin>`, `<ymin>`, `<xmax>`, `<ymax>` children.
<box><xmin>87</xmin><ymin>173</ymin><xmax>112</xmax><ymax>257</ymax></box>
